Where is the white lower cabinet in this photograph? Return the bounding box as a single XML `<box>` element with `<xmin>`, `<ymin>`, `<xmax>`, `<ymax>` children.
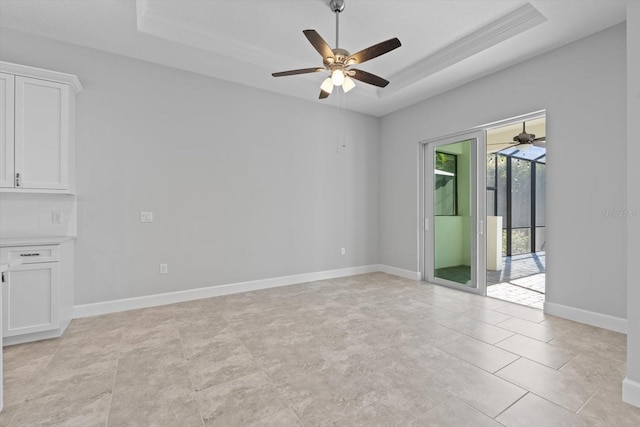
<box><xmin>1</xmin><ymin>240</ymin><xmax>74</xmax><ymax>345</ymax></box>
<box><xmin>2</xmin><ymin>262</ymin><xmax>59</xmax><ymax>337</ymax></box>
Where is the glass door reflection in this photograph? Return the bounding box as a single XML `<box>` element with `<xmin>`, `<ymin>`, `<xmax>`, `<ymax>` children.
<box><xmin>433</xmin><ymin>140</ymin><xmax>474</xmax><ymax>286</ymax></box>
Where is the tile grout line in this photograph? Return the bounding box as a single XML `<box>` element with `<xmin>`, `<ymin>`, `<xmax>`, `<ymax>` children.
<box><xmin>222</xmin><ymin>312</ymin><xmax>304</xmax><ymax>424</ymax></box>
<box><xmin>491</xmin><ymin>356</ymin><xmax>542</xmax><ymax>397</ymax></box>
<box><xmin>6</xmin><ymin>338</ymin><xmax>64</xmax><ymax>427</ymax></box>
<box><xmin>494</xmin><ymin>355</ymin><xmax>523</xmax><ymax>375</ymax></box>
<box><xmin>575</xmin><ymin>387</ymin><xmax>600</xmax><ymax>415</ymax></box>
<box><xmin>556</xmin><ymin>353</ymin><xmax>578</xmax><ymax>371</ymax></box>
<box><xmin>174</xmin><ymin>317</ymin><xmax>206</xmax><ymax>427</ymax></box>
<box><xmin>435</xmin><ymin>338</ymin><xmax>521</xmax><ymax>376</ymax></box>
<box><xmin>430</xmin><ymin>314</ymin><xmax>517</xmax><ymax>346</ymax></box>
<box><xmin>103</xmin><ymin>329</ymin><xmax>124</xmax><ymax>427</ymax></box>
<box><xmin>493</xmin><ymin>332</ymin><xmax>517</xmax><ymax>346</ymax></box>
<box><xmin>493</xmin><ymin>391</ymin><xmax>530</xmax><ymax>420</ymax></box>
<box><xmin>493</xmin><ymin>353</ymin><xmax>606</xmax><ymax>418</ymax></box>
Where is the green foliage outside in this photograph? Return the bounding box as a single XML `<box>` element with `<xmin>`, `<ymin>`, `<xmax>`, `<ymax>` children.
<box><xmin>490</xmin><ymin>153</ymin><xmax>545</xmax><ymax>256</ymax></box>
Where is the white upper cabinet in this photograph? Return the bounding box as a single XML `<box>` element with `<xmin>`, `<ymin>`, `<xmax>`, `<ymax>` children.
<box><xmin>15</xmin><ymin>76</ymin><xmax>70</xmax><ymax>190</ymax></box>
<box><xmin>0</xmin><ymin>73</ymin><xmax>14</xmax><ymax>189</ymax></box>
<box><xmin>0</xmin><ymin>62</ymin><xmax>82</xmax><ymax>193</ymax></box>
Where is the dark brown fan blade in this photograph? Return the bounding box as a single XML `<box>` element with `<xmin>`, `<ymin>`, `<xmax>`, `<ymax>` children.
<box><xmin>303</xmin><ymin>30</ymin><xmax>334</xmax><ymax>60</ymax></box>
<box><xmin>319</xmin><ymin>89</ymin><xmax>331</xmax><ymax>99</ymax></box>
<box><xmin>348</xmin><ymin>38</ymin><xmax>401</xmax><ymax>65</ymax></box>
<box><xmin>350</xmin><ymin>69</ymin><xmax>389</xmax><ymax>88</ymax></box>
<box><xmin>272</xmin><ymin>68</ymin><xmax>324</xmax><ymax>77</ymax></box>
<box><xmin>533</xmin><ymin>136</ymin><xmax>546</xmax><ymax>142</ymax></box>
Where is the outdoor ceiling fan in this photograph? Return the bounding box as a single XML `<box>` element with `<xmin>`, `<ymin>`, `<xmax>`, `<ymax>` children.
<box><xmin>488</xmin><ymin>122</ymin><xmax>546</xmax><ymax>152</ymax></box>
<box><xmin>271</xmin><ymin>0</ymin><xmax>401</xmax><ymax>99</ymax></box>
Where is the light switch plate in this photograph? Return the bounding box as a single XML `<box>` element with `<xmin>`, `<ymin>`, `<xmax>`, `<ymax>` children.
<box><xmin>140</xmin><ymin>212</ymin><xmax>153</xmax><ymax>223</ymax></box>
<box><xmin>160</xmin><ymin>263</ymin><xmax>168</xmax><ymax>274</ymax></box>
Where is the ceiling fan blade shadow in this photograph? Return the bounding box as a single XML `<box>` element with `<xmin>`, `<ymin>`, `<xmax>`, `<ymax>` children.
<box><xmin>319</xmin><ymin>89</ymin><xmax>331</xmax><ymax>99</ymax></box>
<box><xmin>349</xmin><ymin>38</ymin><xmax>401</xmax><ymax>65</ymax></box>
<box><xmin>272</xmin><ymin>68</ymin><xmax>324</xmax><ymax>77</ymax></box>
<box><xmin>350</xmin><ymin>69</ymin><xmax>389</xmax><ymax>87</ymax></box>
<box><xmin>303</xmin><ymin>30</ymin><xmax>334</xmax><ymax>60</ymax></box>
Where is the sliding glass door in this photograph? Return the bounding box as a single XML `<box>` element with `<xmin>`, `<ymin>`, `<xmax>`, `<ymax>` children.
<box><xmin>423</xmin><ymin>131</ymin><xmax>486</xmax><ymax>295</ymax></box>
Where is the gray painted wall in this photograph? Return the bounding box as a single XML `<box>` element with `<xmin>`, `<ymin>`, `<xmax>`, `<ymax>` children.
<box><xmin>0</xmin><ymin>23</ymin><xmax>631</xmax><ymax>326</ymax></box>
<box><xmin>626</xmin><ymin>1</ymin><xmax>640</xmax><ymax>399</ymax></box>
<box><xmin>379</xmin><ymin>24</ymin><xmax>628</xmax><ymax>319</ymax></box>
<box><xmin>0</xmin><ymin>29</ymin><xmax>380</xmax><ymax>305</ymax></box>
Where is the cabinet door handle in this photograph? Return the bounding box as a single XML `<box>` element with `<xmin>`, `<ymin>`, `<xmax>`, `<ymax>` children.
<box><xmin>16</xmin><ymin>172</ymin><xmax>21</xmax><ymax>187</ymax></box>
<box><xmin>20</xmin><ymin>253</ymin><xmax>41</xmax><ymax>257</ymax></box>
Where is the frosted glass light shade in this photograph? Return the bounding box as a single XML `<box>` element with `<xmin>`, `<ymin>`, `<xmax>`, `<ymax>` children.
<box><xmin>320</xmin><ymin>77</ymin><xmax>334</xmax><ymax>93</ymax></box>
<box><xmin>331</xmin><ymin>69</ymin><xmax>345</xmax><ymax>86</ymax></box>
<box><xmin>342</xmin><ymin>76</ymin><xmax>356</xmax><ymax>93</ymax></box>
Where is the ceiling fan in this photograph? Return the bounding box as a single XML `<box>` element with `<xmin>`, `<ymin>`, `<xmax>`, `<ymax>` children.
<box><xmin>272</xmin><ymin>0</ymin><xmax>401</xmax><ymax>99</ymax></box>
<box><xmin>488</xmin><ymin>122</ymin><xmax>546</xmax><ymax>152</ymax></box>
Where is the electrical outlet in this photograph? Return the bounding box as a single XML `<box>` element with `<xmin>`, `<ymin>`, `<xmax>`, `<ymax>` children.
<box><xmin>52</xmin><ymin>211</ymin><xmax>63</xmax><ymax>224</ymax></box>
<box><xmin>141</xmin><ymin>212</ymin><xmax>153</xmax><ymax>223</ymax></box>
<box><xmin>160</xmin><ymin>263</ymin><xmax>168</xmax><ymax>274</ymax></box>
<box><xmin>341</xmin><ymin>248</ymin><xmax>346</xmax><ymax>255</ymax></box>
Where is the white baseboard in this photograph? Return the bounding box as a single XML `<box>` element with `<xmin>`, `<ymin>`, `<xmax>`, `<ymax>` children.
<box><xmin>377</xmin><ymin>264</ymin><xmax>421</xmax><ymax>280</ymax></box>
<box><xmin>623</xmin><ymin>378</ymin><xmax>640</xmax><ymax>408</ymax></box>
<box><xmin>73</xmin><ymin>264</ymin><xmax>380</xmax><ymax>319</ymax></box>
<box><xmin>544</xmin><ymin>301</ymin><xmax>627</xmax><ymax>334</ymax></box>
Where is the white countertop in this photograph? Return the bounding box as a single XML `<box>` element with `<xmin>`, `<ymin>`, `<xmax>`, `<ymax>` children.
<box><xmin>0</xmin><ymin>236</ymin><xmax>75</xmax><ymax>248</ymax></box>
<box><xmin>0</xmin><ymin>258</ymin><xmax>23</xmax><ymax>273</ymax></box>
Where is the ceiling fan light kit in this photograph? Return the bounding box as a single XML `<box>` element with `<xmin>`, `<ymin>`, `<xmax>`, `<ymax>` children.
<box><xmin>342</xmin><ymin>76</ymin><xmax>356</xmax><ymax>92</ymax></box>
<box><xmin>272</xmin><ymin>0</ymin><xmax>401</xmax><ymax>99</ymax></box>
<box><xmin>320</xmin><ymin>77</ymin><xmax>334</xmax><ymax>94</ymax></box>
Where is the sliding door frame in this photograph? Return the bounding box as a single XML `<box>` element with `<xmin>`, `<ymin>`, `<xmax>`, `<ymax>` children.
<box><xmin>419</xmin><ymin>129</ymin><xmax>487</xmax><ymax>295</ymax></box>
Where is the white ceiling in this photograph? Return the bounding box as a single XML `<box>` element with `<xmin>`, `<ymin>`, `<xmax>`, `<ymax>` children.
<box><xmin>0</xmin><ymin>0</ymin><xmax>627</xmax><ymax>117</ymax></box>
<box><xmin>487</xmin><ymin>117</ymin><xmax>546</xmax><ymax>151</ymax></box>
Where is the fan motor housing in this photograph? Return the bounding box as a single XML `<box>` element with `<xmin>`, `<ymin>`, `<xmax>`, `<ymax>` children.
<box><xmin>330</xmin><ymin>0</ymin><xmax>345</xmax><ymax>13</ymax></box>
<box><xmin>324</xmin><ymin>48</ymin><xmax>350</xmax><ymax>68</ymax></box>
<box><xmin>514</xmin><ymin>133</ymin><xmax>536</xmax><ymax>143</ymax></box>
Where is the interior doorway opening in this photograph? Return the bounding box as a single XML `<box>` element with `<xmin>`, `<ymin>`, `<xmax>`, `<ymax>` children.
<box><xmin>485</xmin><ymin>116</ymin><xmax>546</xmax><ymax>308</ymax></box>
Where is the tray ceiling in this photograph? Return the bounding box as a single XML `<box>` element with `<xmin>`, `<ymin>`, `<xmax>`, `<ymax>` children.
<box><xmin>0</xmin><ymin>0</ymin><xmax>627</xmax><ymax>116</ymax></box>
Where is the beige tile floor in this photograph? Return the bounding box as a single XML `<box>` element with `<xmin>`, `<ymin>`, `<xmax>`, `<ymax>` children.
<box><xmin>1</xmin><ymin>272</ymin><xmax>639</xmax><ymax>426</ymax></box>
<box><xmin>487</xmin><ymin>274</ymin><xmax>546</xmax><ymax>310</ymax></box>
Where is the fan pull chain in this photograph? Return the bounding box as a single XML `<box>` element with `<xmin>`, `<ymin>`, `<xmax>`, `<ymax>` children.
<box><xmin>341</xmin><ymin>88</ymin><xmax>346</xmax><ymax>148</ymax></box>
<box><xmin>336</xmin><ymin>86</ymin><xmax>340</xmax><ymax>155</ymax></box>
<box><xmin>335</xmin><ymin>85</ymin><xmax>348</xmax><ymax>155</ymax></box>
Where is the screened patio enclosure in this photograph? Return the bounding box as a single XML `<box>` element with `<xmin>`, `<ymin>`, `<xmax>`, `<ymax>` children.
<box><xmin>486</xmin><ymin>144</ymin><xmax>546</xmax><ymax>287</ymax></box>
<box><xmin>487</xmin><ymin>145</ymin><xmax>545</xmax><ymax>256</ymax></box>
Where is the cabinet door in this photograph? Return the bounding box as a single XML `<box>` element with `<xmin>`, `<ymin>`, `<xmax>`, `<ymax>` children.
<box><xmin>14</xmin><ymin>76</ymin><xmax>69</xmax><ymax>190</ymax></box>
<box><xmin>2</xmin><ymin>262</ymin><xmax>60</xmax><ymax>337</ymax></box>
<box><xmin>0</xmin><ymin>72</ymin><xmax>15</xmax><ymax>188</ymax></box>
